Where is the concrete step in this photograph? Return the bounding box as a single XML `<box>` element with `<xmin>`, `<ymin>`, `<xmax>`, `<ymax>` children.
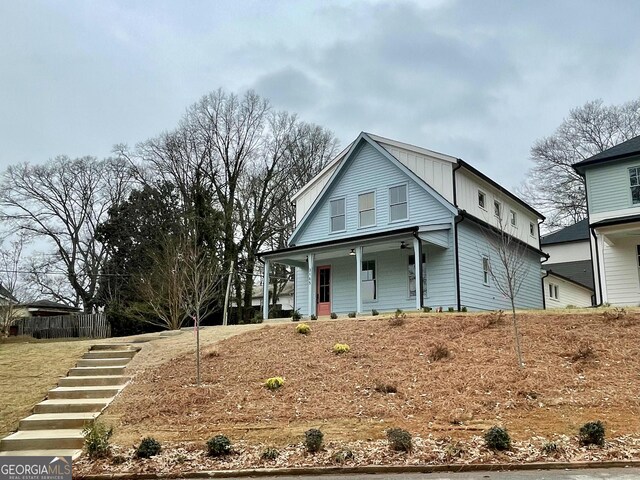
<box><xmin>48</xmin><ymin>386</ymin><xmax>122</xmax><ymax>400</ymax></box>
<box><xmin>76</xmin><ymin>357</ymin><xmax>131</xmax><ymax>367</ymax></box>
<box><xmin>34</xmin><ymin>399</ymin><xmax>111</xmax><ymax>414</ymax></box>
<box><xmin>83</xmin><ymin>350</ymin><xmax>136</xmax><ymax>359</ymax></box>
<box><xmin>90</xmin><ymin>343</ymin><xmax>138</xmax><ymax>351</ymax></box>
<box><xmin>19</xmin><ymin>413</ymin><xmax>99</xmax><ymax>430</ymax></box>
<box><xmin>68</xmin><ymin>366</ymin><xmax>125</xmax><ymax>376</ymax></box>
<box><xmin>59</xmin><ymin>375</ymin><xmax>129</xmax><ymax>387</ymax></box>
<box><xmin>0</xmin><ymin>429</ymin><xmax>84</xmax><ymax>451</ymax></box>
<box><xmin>0</xmin><ymin>448</ymin><xmax>81</xmax><ymax>458</ymax></box>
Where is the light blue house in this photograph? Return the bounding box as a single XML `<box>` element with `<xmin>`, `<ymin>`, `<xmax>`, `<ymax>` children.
<box><xmin>260</xmin><ymin>133</ymin><xmax>546</xmax><ymax>317</ymax></box>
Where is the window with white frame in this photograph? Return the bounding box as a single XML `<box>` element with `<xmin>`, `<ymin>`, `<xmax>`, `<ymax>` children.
<box><xmin>478</xmin><ymin>190</ymin><xmax>486</xmax><ymax>210</ymax></box>
<box><xmin>510</xmin><ymin>209</ymin><xmax>517</xmax><ymax>227</ymax></box>
<box><xmin>548</xmin><ymin>283</ymin><xmax>559</xmax><ymax>300</ymax></box>
<box><xmin>389</xmin><ymin>184</ymin><xmax>408</xmax><ymax>222</ymax></box>
<box><xmin>529</xmin><ymin>222</ymin><xmax>536</xmax><ymax>237</ymax></box>
<box><xmin>358</xmin><ymin>192</ymin><xmax>375</xmax><ymax>227</ymax></box>
<box><xmin>361</xmin><ymin>259</ymin><xmax>376</xmax><ymax>302</ymax></box>
<box><xmin>330</xmin><ymin>198</ymin><xmax>346</xmax><ymax>232</ymax></box>
<box><xmin>408</xmin><ymin>253</ymin><xmax>427</xmax><ymax>297</ymax></box>
<box><xmin>482</xmin><ymin>256</ymin><xmax>490</xmax><ymax>286</ymax></box>
<box><xmin>630</xmin><ymin>166</ymin><xmax>640</xmax><ymax>204</ymax></box>
<box><xmin>494</xmin><ymin>200</ymin><xmax>502</xmax><ymax>219</ymax></box>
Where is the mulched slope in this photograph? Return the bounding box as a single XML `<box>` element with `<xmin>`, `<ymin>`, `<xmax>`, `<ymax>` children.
<box><xmin>105</xmin><ymin>312</ymin><xmax>640</xmax><ymax>444</ymax></box>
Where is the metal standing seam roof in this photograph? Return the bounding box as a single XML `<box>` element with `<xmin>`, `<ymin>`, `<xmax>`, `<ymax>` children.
<box><xmin>540</xmin><ymin>219</ymin><xmax>589</xmax><ymax>245</ymax></box>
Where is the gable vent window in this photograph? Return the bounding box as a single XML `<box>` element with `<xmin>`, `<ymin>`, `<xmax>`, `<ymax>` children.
<box><xmin>389</xmin><ymin>184</ymin><xmax>408</xmax><ymax>222</ymax></box>
<box><xmin>358</xmin><ymin>192</ymin><xmax>376</xmax><ymax>228</ymax></box>
<box><xmin>330</xmin><ymin>198</ymin><xmax>346</xmax><ymax>232</ymax></box>
<box><xmin>629</xmin><ymin>166</ymin><xmax>640</xmax><ymax>204</ymax></box>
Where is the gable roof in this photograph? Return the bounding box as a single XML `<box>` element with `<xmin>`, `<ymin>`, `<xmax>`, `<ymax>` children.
<box><xmin>573</xmin><ymin>134</ymin><xmax>640</xmax><ymax>173</ymax></box>
<box><xmin>288</xmin><ymin>132</ymin><xmax>458</xmax><ymax>245</ymax></box>
<box><xmin>541</xmin><ymin>219</ymin><xmax>589</xmax><ymax>245</ymax></box>
<box><xmin>18</xmin><ymin>299</ymin><xmax>81</xmax><ymax>311</ymax></box>
<box><xmin>0</xmin><ymin>283</ymin><xmax>18</xmax><ymax>303</ymax></box>
<box><xmin>545</xmin><ymin>259</ymin><xmax>594</xmax><ymax>290</ymax></box>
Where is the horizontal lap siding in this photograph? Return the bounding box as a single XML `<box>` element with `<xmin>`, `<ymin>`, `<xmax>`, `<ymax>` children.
<box><xmin>587</xmin><ymin>156</ymin><xmax>640</xmax><ymax>214</ymax></box>
<box><xmin>544</xmin><ymin>276</ymin><xmax>593</xmax><ymax>308</ymax></box>
<box><xmin>295</xmin><ymin>267</ymin><xmax>308</xmax><ymax>314</ymax></box>
<box><xmin>424</xmin><ymin>235</ymin><xmax>457</xmax><ymax>310</ymax></box>
<box><xmin>603</xmin><ymin>237</ymin><xmax>640</xmax><ymax>305</ymax></box>
<box><xmin>294</xmin><ymin>142</ymin><xmax>453</xmax><ymax>246</ymax></box>
<box><xmin>458</xmin><ymin>221</ymin><xmax>543</xmax><ymax>311</ymax></box>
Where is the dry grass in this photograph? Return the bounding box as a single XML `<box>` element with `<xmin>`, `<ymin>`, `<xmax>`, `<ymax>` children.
<box><xmin>0</xmin><ymin>338</ymin><xmax>93</xmax><ymax>437</ymax></box>
<box><xmin>104</xmin><ymin>312</ymin><xmax>640</xmax><ymax>446</ymax></box>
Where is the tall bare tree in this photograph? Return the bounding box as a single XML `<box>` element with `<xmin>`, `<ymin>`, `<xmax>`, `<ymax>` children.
<box><xmin>0</xmin><ymin>233</ymin><xmax>30</xmax><ymax>336</ymax></box>
<box><xmin>0</xmin><ymin>156</ymin><xmax>135</xmax><ymax>311</ymax></box>
<box><xmin>521</xmin><ymin>98</ymin><xmax>640</xmax><ymax>229</ymax></box>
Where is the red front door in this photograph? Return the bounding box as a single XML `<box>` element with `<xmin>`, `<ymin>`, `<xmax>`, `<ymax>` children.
<box><xmin>316</xmin><ymin>266</ymin><xmax>331</xmax><ymax>316</ymax></box>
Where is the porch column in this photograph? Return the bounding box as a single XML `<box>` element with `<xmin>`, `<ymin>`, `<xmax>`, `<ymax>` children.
<box><xmin>413</xmin><ymin>236</ymin><xmax>422</xmax><ymax>310</ymax></box>
<box><xmin>307</xmin><ymin>254</ymin><xmax>316</xmax><ymax>317</ymax></box>
<box><xmin>597</xmin><ymin>233</ymin><xmax>608</xmax><ymax>303</ymax></box>
<box><xmin>262</xmin><ymin>259</ymin><xmax>270</xmax><ymax>321</ymax></box>
<box><xmin>355</xmin><ymin>246</ymin><xmax>363</xmax><ymax>314</ymax></box>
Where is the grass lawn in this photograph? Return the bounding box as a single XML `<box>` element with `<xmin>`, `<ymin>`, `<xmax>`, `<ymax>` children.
<box><xmin>103</xmin><ymin>309</ymin><xmax>640</xmax><ymax>447</ymax></box>
<box><xmin>0</xmin><ymin>337</ymin><xmax>94</xmax><ymax>437</ymax></box>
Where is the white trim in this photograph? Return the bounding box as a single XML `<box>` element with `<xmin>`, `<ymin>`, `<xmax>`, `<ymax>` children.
<box><xmin>366</xmin><ymin>132</ymin><xmax>458</xmax><ymax>163</ymax></box>
<box><xmin>355</xmin><ymin>246</ymin><xmax>363</xmax><ymax>313</ymax></box>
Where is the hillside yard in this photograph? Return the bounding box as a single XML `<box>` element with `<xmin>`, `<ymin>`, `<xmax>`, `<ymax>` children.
<box><xmin>0</xmin><ymin>337</ymin><xmax>94</xmax><ymax>437</ymax></box>
<box><xmin>103</xmin><ymin>310</ymin><xmax>640</xmax><ymax>449</ymax></box>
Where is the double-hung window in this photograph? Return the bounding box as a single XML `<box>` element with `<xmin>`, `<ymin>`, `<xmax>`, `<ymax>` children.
<box><xmin>330</xmin><ymin>198</ymin><xmax>346</xmax><ymax>232</ymax></box>
<box><xmin>510</xmin><ymin>210</ymin><xmax>517</xmax><ymax>227</ymax></box>
<box><xmin>478</xmin><ymin>190</ymin><xmax>486</xmax><ymax>210</ymax></box>
<box><xmin>529</xmin><ymin>222</ymin><xmax>536</xmax><ymax>237</ymax></box>
<box><xmin>389</xmin><ymin>184</ymin><xmax>408</xmax><ymax>222</ymax></box>
<box><xmin>361</xmin><ymin>259</ymin><xmax>376</xmax><ymax>302</ymax></box>
<box><xmin>630</xmin><ymin>166</ymin><xmax>640</xmax><ymax>204</ymax></box>
<box><xmin>358</xmin><ymin>192</ymin><xmax>375</xmax><ymax>228</ymax></box>
<box><xmin>494</xmin><ymin>200</ymin><xmax>502</xmax><ymax>219</ymax></box>
<box><xmin>482</xmin><ymin>256</ymin><xmax>490</xmax><ymax>286</ymax></box>
<box><xmin>548</xmin><ymin>283</ymin><xmax>559</xmax><ymax>300</ymax></box>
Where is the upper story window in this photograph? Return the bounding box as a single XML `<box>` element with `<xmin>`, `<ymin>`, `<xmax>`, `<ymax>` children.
<box><xmin>493</xmin><ymin>200</ymin><xmax>502</xmax><ymax>219</ymax></box>
<box><xmin>329</xmin><ymin>197</ymin><xmax>346</xmax><ymax>232</ymax></box>
<box><xmin>509</xmin><ymin>209</ymin><xmax>517</xmax><ymax>227</ymax></box>
<box><xmin>478</xmin><ymin>190</ymin><xmax>486</xmax><ymax>210</ymax></box>
<box><xmin>389</xmin><ymin>184</ymin><xmax>408</xmax><ymax>222</ymax></box>
<box><xmin>358</xmin><ymin>192</ymin><xmax>376</xmax><ymax>228</ymax></box>
<box><xmin>629</xmin><ymin>166</ymin><xmax>640</xmax><ymax>204</ymax></box>
<box><xmin>529</xmin><ymin>222</ymin><xmax>536</xmax><ymax>237</ymax></box>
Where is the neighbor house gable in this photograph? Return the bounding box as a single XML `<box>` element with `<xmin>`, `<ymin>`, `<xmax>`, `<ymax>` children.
<box><xmin>289</xmin><ymin>133</ymin><xmax>457</xmax><ymax>246</ymax></box>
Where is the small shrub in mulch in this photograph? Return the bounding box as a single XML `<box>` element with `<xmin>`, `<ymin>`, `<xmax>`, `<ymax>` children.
<box><xmin>571</xmin><ymin>342</ymin><xmax>596</xmax><ymax>362</ymax></box>
<box><xmin>310</xmin><ymin>314</ymin><xmax>318</xmax><ymax>321</ymax></box>
<box><xmin>579</xmin><ymin>421</ymin><xmax>605</xmax><ymax>447</ymax></box>
<box><xmin>371</xmin><ymin>309</ymin><xmax>379</xmax><ymax>316</ymax></box>
<box><xmin>541</xmin><ymin>441</ymin><xmax>563</xmax><ymax>456</ymax></box>
<box><xmin>332</xmin><ymin>343</ymin><xmax>350</xmax><ymax>354</ymax></box>
<box><xmin>389</xmin><ymin>309</ymin><xmax>406</xmax><ymax>327</ymax></box>
<box><xmin>332</xmin><ymin>449</ymin><xmax>354</xmax><ymax>464</ymax></box>
<box><xmin>135</xmin><ymin>437</ymin><xmax>161</xmax><ymax>458</ymax></box>
<box><xmin>82</xmin><ymin>421</ymin><xmax>113</xmax><ymax>459</ymax></box>
<box><xmin>387</xmin><ymin>428</ymin><xmax>412</xmax><ymax>452</ymax></box>
<box><xmin>264</xmin><ymin>377</ymin><xmax>284</xmax><ymax>390</ymax></box>
<box><xmin>484</xmin><ymin>310</ymin><xmax>505</xmax><ymax>328</ymax></box>
<box><xmin>374</xmin><ymin>382</ymin><xmax>397</xmax><ymax>394</ymax></box>
<box><xmin>330</xmin><ymin>312</ymin><xmax>338</xmax><ymax>319</ymax></box>
<box><xmin>291</xmin><ymin>310</ymin><xmax>302</xmax><ymax>322</ymax></box>
<box><xmin>484</xmin><ymin>426</ymin><xmax>511</xmax><ymax>451</ymax></box>
<box><xmin>261</xmin><ymin>447</ymin><xmax>279</xmax><ymax>460</ymax></box>
<box><xmin>296</xmin><ymin>323</ymin><xmax>311</xmax><ymax>335</ymax></box>
<box><xmin>428</xmin><ymin>343</ymin><xmax>450</xmax><ymax>362</ymax></box>
<box><xmin>347</xmin><ymin>312</ymin><xmax>356</xmax><ymax>318</ymax></box>
<box><xmin>207</xmin><ymin>435</ymin><xmax>232</xmax><ymax>456</ymax></box>
<box><xmin>304</xmin><ymin>428</ymin><xmax>324</xmax><ymax>453</ymax></box>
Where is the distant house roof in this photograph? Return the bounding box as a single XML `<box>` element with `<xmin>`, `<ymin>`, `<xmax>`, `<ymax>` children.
<box><xmin>0</xmin><ymin>283</ymin><xmax>18</xmax><ymax>303</ymax></box>
<box><xmin>18</xmin><ymin>299</ymin><xmax>81</xmax><ymax>311</ymax></box>
<box><xmin>251</xmin><ymin>281</ymin><xmax>294</xmax><ymax>299</ymax></box>
<box><xmin>541</xmin><ymin>219</ymin><xmax>589</xmax><ymax>245</ymax></box>
<box><xmin>545</xmin><ymin>260</ymin><xmax>594</xmax><ymax>290</ymax></box>
<box><xmin>573</xmin><ymin>135</ymin><xmax>640</xmax><ymax>173</ymax></box>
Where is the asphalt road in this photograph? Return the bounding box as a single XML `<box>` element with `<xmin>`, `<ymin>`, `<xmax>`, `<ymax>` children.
<box><xmin>243</xmin><ymin>468</ymin><xmax>640</xmax><ymax>479</ymax></box>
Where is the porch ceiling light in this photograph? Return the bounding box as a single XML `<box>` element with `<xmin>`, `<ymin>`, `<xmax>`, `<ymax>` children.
<box><xmin>349</xmin><ymin>248</ymin><xmax>356</xmax><ymax>256</ymax></box>
<box><xmin>400</xmin><ymin>241</ymin><xmax>408</xmax><ymax>249</ymax></box>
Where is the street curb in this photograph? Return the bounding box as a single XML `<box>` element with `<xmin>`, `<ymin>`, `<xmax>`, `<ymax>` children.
<box><xmin>75</xmin><ymin>460</ymin><xmax>640</xmax><ymax>479</ymax></box>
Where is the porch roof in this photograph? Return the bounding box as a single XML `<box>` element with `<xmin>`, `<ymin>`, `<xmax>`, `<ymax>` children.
<box><xmin>591</xmin><ymin>213</ymin><xmax>640</xmax><ymax>229</ymax></box>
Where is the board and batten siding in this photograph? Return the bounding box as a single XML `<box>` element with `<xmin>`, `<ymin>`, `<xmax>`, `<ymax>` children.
<box><xmin>601</xmin><ymin>236</ymin><xmax>640</xmax><ymax>306</ymax></box>
<box><xmin>293</xmin><ymin>239</ymin><xmax>457</xmax><ymax>315</ymax></box>
<box><xmin>586</xmin><ymin>155</ymin><xmax>640</xmax><ymax>217</ymax></box>
<box><xmin>293</xmin><ymin>142</ymin><xmax>454</xmax><ymax>246</ymax></box>
<box><xmin>456</xmin><ymin>169</ymin><xmax>540</xmax><ymax>249</ymax></box>
<box><xmin>543</xmin><ymin>275</ymin><xmax>592</xmax><ymax>308</ymax></box>
<box><xmin>378</xmin><ymin>143</ymin><xmax>454</xmax><ymax>203</ymax></box>
<box><xmin>457</xmin><ymin>221</ymin><xmax>544</xmax><ymax>311</ymax></box>
<box><xmin>294</xmin><ymin>162</ymin><xmax>340</xmax><ymax>224</ymax></box>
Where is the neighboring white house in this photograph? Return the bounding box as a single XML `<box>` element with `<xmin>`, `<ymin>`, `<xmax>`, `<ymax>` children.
<box><xmin>233</xmin><ymin>281</ymin><xmax>295</xmax><ymax>312</ymax></box>
<box><xmin>574</xmin><ymin>135</ymin><xmax>640</xmax><ymax>306</ymax></box>
<box><xmin>540</xmin><ymin>219</ymin><xmax>594</xmax><ymax>308</ymax></box>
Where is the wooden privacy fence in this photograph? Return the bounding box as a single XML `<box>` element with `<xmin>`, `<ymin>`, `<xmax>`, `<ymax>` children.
<box><xmin>16</xmin><ymin>313</ymin><xmax>111</xmax><ymax>339</ymax></box>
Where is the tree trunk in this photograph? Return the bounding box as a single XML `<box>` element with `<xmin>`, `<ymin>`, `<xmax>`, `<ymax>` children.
<box><xmin>242</xmin><ymin>254</ymin><xmax>256</xmax><ymax>319</ymax></box>
<box><xmin>510</xmin><ymin>301</ymin><xmax>524</xmax><ymax>369</ymax></box>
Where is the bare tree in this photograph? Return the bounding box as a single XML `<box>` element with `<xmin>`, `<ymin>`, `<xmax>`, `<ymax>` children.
<box><xmin>0</xmin><ymin>156</ymin><xmax>135</xmax><ymax>312</ymax></box>
<box><xmin>0</xmin><ymin>233</ymin><xmax>30</xmax><ymax>336</ymax></box>
<box><xmin>521</xmin><ymin>98</ymin><xmax>640</xmax><ymax>229</ymax></box>
<box><xmin>480</xmin><ymin>215</ymin><xmax>532</xmax><ymax>368</ymax></box>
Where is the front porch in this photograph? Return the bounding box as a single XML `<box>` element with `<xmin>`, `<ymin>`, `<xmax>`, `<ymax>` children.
<box><xmin>592</xmin><ymin>217</ymin><xmax>640</xmax><ymax>306</ymax></box>
<box><xmin>261</xmin><ymin>227</ymin><xmax>456</xmax><ymax>319</ymax></box>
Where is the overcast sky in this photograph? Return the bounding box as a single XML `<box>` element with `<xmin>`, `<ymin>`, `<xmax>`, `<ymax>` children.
<box><xmin>1</xmin><ymin>0</ymin><xmax>640</xmax><ymax>192</ymax></box>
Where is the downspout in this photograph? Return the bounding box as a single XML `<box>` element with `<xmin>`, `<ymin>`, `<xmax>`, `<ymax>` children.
<box><xmin>590</xmin><ymin>227</ymin><xmax>603</xmax><ymax>307</ymax></box>
<box><xmin>412</xmin><ymin>231</ymin><xmax>424</xmax><ymax>310</ymax></box>
<box><xmin>452</xmin><ymin>161</ymin><xmax>463</xmax><ymax>312</ymax></box>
